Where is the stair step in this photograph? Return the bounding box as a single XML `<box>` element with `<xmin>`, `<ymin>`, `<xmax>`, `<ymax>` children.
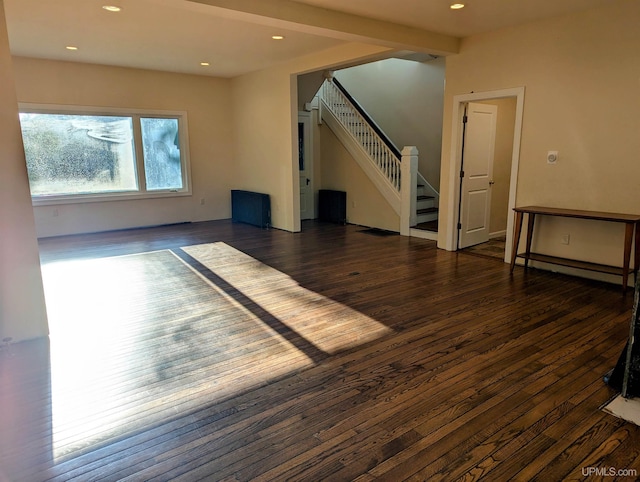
<box><xmin>417</xmin><ymin>195</ymin><xmax>434</xmax><ymax>201</ymax></box>
<box><xmin>416</xmin><ymin>205</ymin><xmax>438</xmax><ymax>223</ymax></box>
<box><xmin>417</xmin><ymin>198</ymin><xmax>435</xmax><ymax>210</ymax></box>
<box><xmin>417</xmin><ymin>207</ymin><xmax>438</xmax><ymax>215</ymax></box>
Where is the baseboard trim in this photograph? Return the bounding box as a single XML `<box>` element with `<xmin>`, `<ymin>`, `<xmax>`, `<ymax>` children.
<box><xmin>409</xmin><ymin>228</ymin><xmax>438</xmax><ymax>241</ymax></box>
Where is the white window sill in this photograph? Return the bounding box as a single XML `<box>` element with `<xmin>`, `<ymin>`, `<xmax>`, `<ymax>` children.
<box><xmin>31</xmin><ymin>189</ymin><xmax>192</xmax><ymax>206</ymax></box>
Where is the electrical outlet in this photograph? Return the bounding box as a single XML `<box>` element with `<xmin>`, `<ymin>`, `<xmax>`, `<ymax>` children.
<box><xmin>200</xmin><ymin>198</ymin><xmax>205</xmax><ymax>205</ymax></box>
<box><xmin>561</xmin><ymin>234</ymin><xmax>570</xmax><ymax>245</ymax></box>
<box><xmin>53</xmin><ymin>208</ymin><xmax>59</xmax><ymax>217</ymax></box>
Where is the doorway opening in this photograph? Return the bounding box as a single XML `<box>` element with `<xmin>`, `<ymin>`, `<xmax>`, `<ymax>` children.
<box><xmin>298</xmin><ymin>111</ymin><xmax>314</xmax><ymax>222</ymax></box>
<box><xmin>445</xmin><ymin>87</ymin><xmax>525</xmax><ymax>263</ymax></box>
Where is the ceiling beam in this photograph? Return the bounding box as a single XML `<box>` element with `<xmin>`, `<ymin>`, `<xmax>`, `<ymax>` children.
<box><xmin>185</xmin><ymin>0</ymin><xmax>460</xmax><ymax>55</ymax></box>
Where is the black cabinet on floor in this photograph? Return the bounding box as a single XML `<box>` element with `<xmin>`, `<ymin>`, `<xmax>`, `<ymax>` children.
<box><xmin>231</xmin><ymin>190</ymin><xmax>271</xmax><ymax>228</ymax></box>
<box><xmin>318</xmin><ymin>190</ymin><xmax>346</xmax><ymax>225</ymax></box>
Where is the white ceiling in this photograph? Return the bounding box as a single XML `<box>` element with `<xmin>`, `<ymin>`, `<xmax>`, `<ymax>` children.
<box><xmin>4</xmin><ymin>0</ymin><xmax>614</xmax><ymax>78</ymax></box>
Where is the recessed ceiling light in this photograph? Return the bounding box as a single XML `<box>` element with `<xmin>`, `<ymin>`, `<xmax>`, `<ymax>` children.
<box><xmin>271</xmin><ymin>35</ymin><xmax>285</xmax><ymax>40</ymax></box>
<box><xmin>65</xmin><ymin>46</ymin><xmax>78</xmax><ymax>51</ymax></box>
<box><xmin>450</xmin><ymin>3</ymin><xmax>465</xmax><ymax>9</ymax></box>
<box><xmin>102</xmin><ymin>5</ymin><xmax>122</xmax><ymax>12</ymax></box>
<box><xmin>200</xmin><ymin>62</ymin><xmax>210</xmax><ymax>66</ymax></box>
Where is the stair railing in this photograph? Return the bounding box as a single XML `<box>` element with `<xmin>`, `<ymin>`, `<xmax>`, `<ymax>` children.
<box><xmin>321</xmin><ymin>77</ymin><xmax>402</xmax><ymax>192</ymax></box>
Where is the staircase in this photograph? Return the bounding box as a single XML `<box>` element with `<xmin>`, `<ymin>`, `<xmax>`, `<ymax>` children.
<box><xmin>319</xmin><ymin>76</ymin><xmax>438</xmax><ymax>235</ymax></box>
<box><xmin>416</xmin><ymin>185</ymin><xmax>438</xmax><ymax>224</ymax></box>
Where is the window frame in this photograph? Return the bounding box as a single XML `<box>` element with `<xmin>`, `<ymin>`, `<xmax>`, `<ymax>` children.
<box><xmin>19</xmin><ymin>103</ymin><xmax>192</xmax><ymax>206</ymax></box>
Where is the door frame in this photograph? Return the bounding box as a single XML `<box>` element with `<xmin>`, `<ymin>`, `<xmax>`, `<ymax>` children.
<box><xmin>445</xmin><ymin>87</ymin><xmax>525</xmax><ymax>262</ymax></box>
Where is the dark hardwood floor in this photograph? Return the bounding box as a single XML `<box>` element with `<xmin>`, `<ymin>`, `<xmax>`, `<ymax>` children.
<box><xmin>1</xmin><ymin>219</ymin><xmax>638</xmax><ymax>481</ymax></box>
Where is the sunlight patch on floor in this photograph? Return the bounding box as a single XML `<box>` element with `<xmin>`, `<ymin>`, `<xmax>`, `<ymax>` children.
<box><xmin>41</xmin><ymin>250</ymin><xmax>313</xmax><ymax>461</ymax></box>
<box><xmin>181</xmin><ymin>242</ymin><xmax>393</xmax><ymax>355</ymax></box>
<box><xmin>39</xmin><ymin>245</ymin><xmax>392</xmax><ymax>462</ymax></box>
<box><xmin>42</xmin><ymin>252</ymin><xmax>162</xmax><ymax>460</ymax></box>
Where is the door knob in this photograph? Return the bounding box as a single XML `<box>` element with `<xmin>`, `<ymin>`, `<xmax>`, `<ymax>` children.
<box><xmin>489</xmin><ymin>180</ymin><xmax>495</xmax><ymax>185</ymax></box>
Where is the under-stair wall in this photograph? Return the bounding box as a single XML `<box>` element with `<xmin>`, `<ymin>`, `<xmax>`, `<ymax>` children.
<box><xmin>319</xmin><ymin>124</ymin><xmax>401</xmax><ymax>232</ymax></box>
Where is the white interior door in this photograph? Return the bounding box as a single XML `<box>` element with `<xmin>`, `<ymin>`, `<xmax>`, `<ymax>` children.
<box><xmin>298</xmin><ymin>113</ymin><xmax>314</xmax><ymax>221</ymax></box>
<box><xmin>459</xmin><ymin>102</ymin><xmax>497</xmax><ymax>249</ymax></box>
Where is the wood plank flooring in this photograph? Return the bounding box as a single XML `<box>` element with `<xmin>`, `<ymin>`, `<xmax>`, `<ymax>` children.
<box><xmin>1</xmin><ymin>220</ymin><xmax>639</xmax><ymax>481</ymax></box>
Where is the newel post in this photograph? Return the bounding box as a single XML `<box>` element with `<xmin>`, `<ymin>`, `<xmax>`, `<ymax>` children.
<box><xmin>400</xmin><ymin>146</ymin><xmax>418</xmax><ymax>236</ymax></box>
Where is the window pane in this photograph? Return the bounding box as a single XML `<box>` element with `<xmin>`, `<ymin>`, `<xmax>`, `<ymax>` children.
<box><xmin>19</xmin><ymin>113</ymin><xmax>138</xmax><ymax>196</ymax></box>
<box><xmin>140</xmin><ymin>118</ymin><xmax>183</xmax><ymax>191</ymax></box>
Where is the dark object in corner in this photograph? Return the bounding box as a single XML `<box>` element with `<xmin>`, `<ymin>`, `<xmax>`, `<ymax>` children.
<box><xmin>319</xmin><ymin>189</ymin><xmax>346</xmax><ymax>225</ymax></box>
<box><xmin>606</xmin><ymin>275</ymin><xmax>640</xmax><ymax>397</ymax></box>
<box><xmin>231</xmin><ymin>190</ymin><xmax>271</xmax><ymax>229</ymax></box>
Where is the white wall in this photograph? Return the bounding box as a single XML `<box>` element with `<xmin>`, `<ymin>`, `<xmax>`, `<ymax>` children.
<box><xmin>439</xmin><ymin>0</ymin><xmax>640</xmax><ymax>277</ymax></box>
<box><xmin>0</xmin><ymin>3</ymin><xmax>48</xmax><ymax>342</ymax></box>
<box><xmin>334</xmin><ymin>57</ymin><xmax>445</xmax><ymax>191</ymax></box>
<box><xmin>12</xmin><ymin>57</ymin><xmax>234</xmax><ymax>237</ymax></box>
<box><xmin>13</xmin><ymin>43</ymin><xmax>393</xmax><ymax>238</ymax></box>
<box><xmin>231</xmin><ymin>42</ymin><xmax>392</xmax><ymax>232</ymax></box>
<box><xmin>320</xmin><ymin>125</ymin><xmax>400</xmax><ymax>232</ymax></box>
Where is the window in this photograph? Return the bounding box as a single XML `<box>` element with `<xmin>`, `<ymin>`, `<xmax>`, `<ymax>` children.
<box><xmin>140</xmin><ymin>117</ymin><xmax>183</xmax><ymax>191</ymax></box>
<box><xmin>18</xmin><ymin>105</ymin><xmax>190</xmax><ymax>204</ymax></box>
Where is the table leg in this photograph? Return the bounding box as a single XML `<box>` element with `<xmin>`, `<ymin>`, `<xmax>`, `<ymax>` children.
<box><xmin>524</xmin><ymin>213</ymin><xmax>536</xmax><ymax>269</ymax></box>
<box><xmin>510</xmin><ymin>211</ymin><xmax>523</xmax><ymax>273</ymax></box>
<box><xmin>623</xmin><ymin>222</ymin><xmax>634</xmax><ymax>292</ymax></box>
